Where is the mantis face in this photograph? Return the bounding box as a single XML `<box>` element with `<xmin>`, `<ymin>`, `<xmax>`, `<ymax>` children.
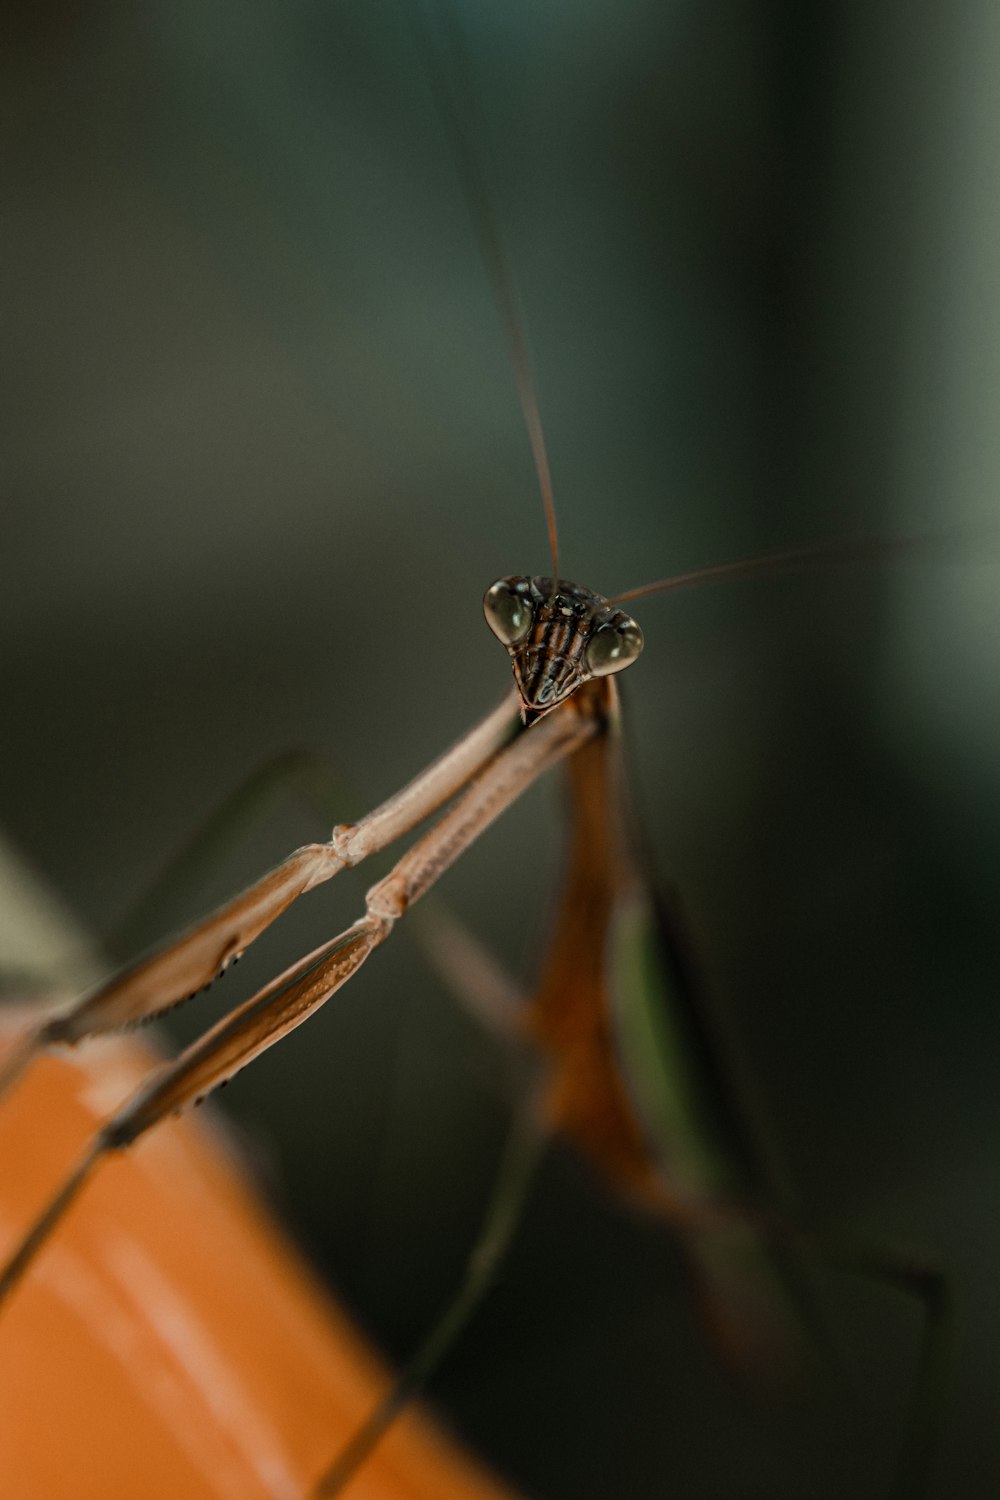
<box><xmin>483</xmin><ymin>575</ymin><xmax>643</xmax><ymax>722</ymax></box>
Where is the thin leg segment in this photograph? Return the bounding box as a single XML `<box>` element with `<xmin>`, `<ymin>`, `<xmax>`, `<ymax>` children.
<box><xmin>314</xmin><ymin>1086</ymin><xmax>550</xmax><ymax>1497</ymax></box>
<box><xmin>0</xmin><ymin>694</ymin><xmax>597</xmax><ymax>1309</ymax></box>
<box><xmin>0</xmin><ymin>690</ymin><xmax>521</xmax><ymax>1105</ymax></box>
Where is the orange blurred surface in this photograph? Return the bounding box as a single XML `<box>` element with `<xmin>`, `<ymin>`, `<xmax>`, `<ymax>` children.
<box><xmin>0</xmin><ymin>1019</ymin><xmax>521</xmax><ymax>1500</ymax></box>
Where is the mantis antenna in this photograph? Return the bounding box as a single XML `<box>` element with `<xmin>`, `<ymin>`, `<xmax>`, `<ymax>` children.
<box><xmin>610</xmin><ymin>531</ymin><xmax>931</xmax><ymax>604</ymax></box>
<box><xmin>414</xmin><ymin>4</ymin><xmax>561</xmax><ymax>583</ymax></box>
<box><xmin>415</xmin><ymin>12</ymin><xmax>944</xmax><ymax>614</ymax></box>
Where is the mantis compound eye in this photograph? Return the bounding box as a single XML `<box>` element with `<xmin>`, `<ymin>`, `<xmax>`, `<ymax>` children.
<box><xmin>585</xmin><ymin>618</ymin><xmax>644</xmax><ymax>676</ymax></box>
<box><xmin>483</xmin><ymin>578</ymin><xmax>534</xmax><ymax>645</ymax></box>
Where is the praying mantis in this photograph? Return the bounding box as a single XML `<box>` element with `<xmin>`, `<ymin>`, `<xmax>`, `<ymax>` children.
<box><xmin>3</xmin><ymin>1</ymin><xmax>997</xmax><ymax>1496</ymax></box>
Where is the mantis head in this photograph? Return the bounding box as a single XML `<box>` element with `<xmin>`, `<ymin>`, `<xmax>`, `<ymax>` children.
<box><xmin>484</xmin><ymin>575</ymin><xmax>644</xmax><ymax>723</ymax></box>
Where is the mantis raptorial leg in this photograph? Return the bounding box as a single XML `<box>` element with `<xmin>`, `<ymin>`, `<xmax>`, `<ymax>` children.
<box><xmin>0</xmin><ymin>691</ymin><xmax>520</xmax><ymax>1101</ymax></box>
<box><xmin>0</xmin><ymin>682</ymin><xmax>602</xmax><ymax>1306</ymax></box>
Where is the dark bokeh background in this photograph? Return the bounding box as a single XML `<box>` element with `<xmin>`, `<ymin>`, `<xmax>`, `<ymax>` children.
<box><xmin>3</xmin><ymin>2</ymin><xmax>1000</xmax><ymax>1496</ymax></box>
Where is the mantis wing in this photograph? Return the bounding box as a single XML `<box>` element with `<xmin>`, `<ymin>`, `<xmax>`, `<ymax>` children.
<box><xmin>525</xmin><ymin>678</ymin><xmax>809</xmax><ymax>1380</ymax></box>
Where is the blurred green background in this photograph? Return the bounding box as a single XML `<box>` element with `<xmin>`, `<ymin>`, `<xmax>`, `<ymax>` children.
<box><xmin>2</xmin><ymin>1</ymin><xmax>1000</xmax><ymax>1496</ymax></box>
